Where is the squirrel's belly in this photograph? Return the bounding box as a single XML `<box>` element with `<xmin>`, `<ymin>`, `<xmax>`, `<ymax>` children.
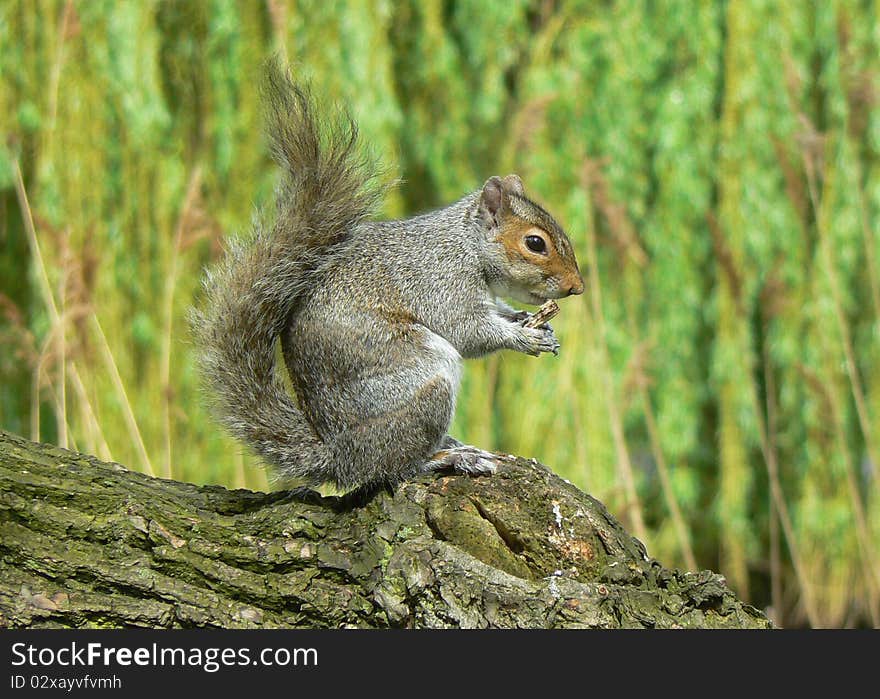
<box><xmin>422</xmin><ymin>329</ymin><xmax>463</xmax><ymax>388</ymax></box>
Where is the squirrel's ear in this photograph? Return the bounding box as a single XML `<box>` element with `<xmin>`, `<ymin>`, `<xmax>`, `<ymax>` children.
<box><xmin>503</xmin><ymin>174</ymin><xmax>524</xmax><ymax>195</ymax></box>
<box><xmin>480</xmin><ymin>176</ymin><xmax>506</xmax><ymax>226</ymax></box>
<box><xmin>481</xmin><ymin>175</ymin><xmax>526</xmax><ymax>227</ymax></box>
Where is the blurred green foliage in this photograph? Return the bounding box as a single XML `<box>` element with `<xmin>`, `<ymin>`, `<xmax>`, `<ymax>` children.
<box><xmin>1</xmin><ymin>0</ymin><xmax>878</xmax><ymax>628</ymax></box>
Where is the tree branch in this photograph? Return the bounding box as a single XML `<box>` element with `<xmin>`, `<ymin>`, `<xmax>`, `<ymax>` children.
<box><xmin>0</xmin><ymin>430</ymin><xmax>770</xmax><ymax>628</ymax></box>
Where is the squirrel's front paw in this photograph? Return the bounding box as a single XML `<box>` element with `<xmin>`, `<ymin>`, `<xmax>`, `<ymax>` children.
<box><xmin>518</xmin><ymin>325</ymin><xmax>560</xmax><ymax>357</ymax></box>
<box><xmin>503</xmin><ymin>309</ymin><xmax>531</xmax><ymax>324</ymax></box>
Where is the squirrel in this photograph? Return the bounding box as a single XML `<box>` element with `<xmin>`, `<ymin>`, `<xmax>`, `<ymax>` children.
<box><xmin>192</xmin><ymin>63</ymin><xmax>584</xmax><ymax>497</ymax></box>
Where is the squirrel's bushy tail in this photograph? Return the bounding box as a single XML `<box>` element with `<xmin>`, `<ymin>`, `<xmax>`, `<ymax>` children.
<box><xmin>192</xmin><ymin>59</ymin><xmax>383</xmax><ymax>483</ymax></box>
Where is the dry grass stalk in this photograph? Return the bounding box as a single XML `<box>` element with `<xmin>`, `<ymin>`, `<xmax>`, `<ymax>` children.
<box><xmin>581</xmin><ymin>158</ymin><xmax>648</xmax><ymax>269</ymax></box>
<box><xmin>13</xmin><ymin>161</ymin><xmax>146</xmax><ymax>473</ymax></box>
<box><xmin>626</xmin><ymin>339</ymin><xmax>698</xmax><ymax>571</ymax></box>
<box><xmin>580</xmin><ymin>160</ymin><xmax>648</xmax><ymax>544</ymax></box>
<box><xmin>160</xmin><ymin>166</ymin><xmax>204</xmax><ymax>479</ymax></box>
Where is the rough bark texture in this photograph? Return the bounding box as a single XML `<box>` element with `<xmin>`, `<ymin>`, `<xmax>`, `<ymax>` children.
<box><xmin>0</xmin><ymin>429</ymin><xmax>770</xmax><ymax>628</ymax></box>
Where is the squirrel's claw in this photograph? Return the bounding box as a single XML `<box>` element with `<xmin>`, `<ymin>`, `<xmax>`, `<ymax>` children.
<box><xmin>520</xmin><ymin>324</ymin><xmax>560</xmax><ymax>357</ymax></box>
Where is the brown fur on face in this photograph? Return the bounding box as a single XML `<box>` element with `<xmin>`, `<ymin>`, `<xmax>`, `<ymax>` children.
<box><xmin>496</xmin><ymin>210</ymin><xmax>584</xmax><ymax>297</ymax></box>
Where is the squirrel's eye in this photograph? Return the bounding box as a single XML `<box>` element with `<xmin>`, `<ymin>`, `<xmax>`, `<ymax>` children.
<box><xmin>525</xmin><ymin>235</ymin><xmax>547</xmax><ymax>253</ymax></box>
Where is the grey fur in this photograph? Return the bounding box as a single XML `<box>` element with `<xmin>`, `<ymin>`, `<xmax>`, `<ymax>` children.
<box><xmin>193</xmin><ymin>63</ymin><xmax>581</xmax><ymax>493</ymax></box>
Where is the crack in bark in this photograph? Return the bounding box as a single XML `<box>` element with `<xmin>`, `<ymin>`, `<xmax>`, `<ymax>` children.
<box><xmin>469</xmin><ymin>495</ymin><xmax>526</xmax><ymax>555</ymax></box>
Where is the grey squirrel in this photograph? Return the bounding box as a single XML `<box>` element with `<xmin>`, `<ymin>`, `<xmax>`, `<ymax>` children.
<box><xmin>193</xmin><ymin>63</ymin><xmax>584</xmax><ymax>496</ymax></box>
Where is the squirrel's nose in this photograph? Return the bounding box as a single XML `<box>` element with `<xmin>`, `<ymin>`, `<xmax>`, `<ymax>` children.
<box><xmin>567</xmin><ymin>278</ymin><xmax>585</xmax><ymax>296</ymax></box>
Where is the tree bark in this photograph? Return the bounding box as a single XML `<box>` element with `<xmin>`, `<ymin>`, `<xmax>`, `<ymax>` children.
<box><xmin>0</xmin><ymin>429</ymin><xmax>770</xmax><ymax>628</ymax></box>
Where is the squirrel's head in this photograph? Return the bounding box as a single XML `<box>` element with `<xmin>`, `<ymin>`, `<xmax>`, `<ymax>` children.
<box><xmin>479</xmin><ymin>174</ymin><xmax>584</xmax><ymax>305</ymax></box>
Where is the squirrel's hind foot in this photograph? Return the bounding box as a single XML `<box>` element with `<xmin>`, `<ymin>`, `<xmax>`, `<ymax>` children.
<box><xmin>426</xmin><ymin>445</ymin><xmax>499</xmax><ymax>477</ymax></box>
